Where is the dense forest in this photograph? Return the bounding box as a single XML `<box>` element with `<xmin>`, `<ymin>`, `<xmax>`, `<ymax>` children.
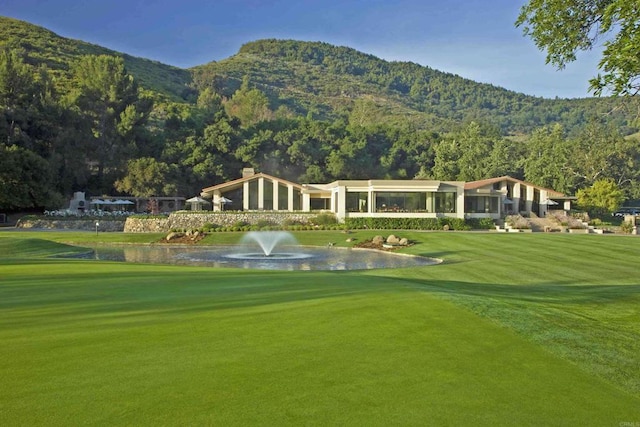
<box><xmin>1</xmin><ymin>16</ymin><xmax>639</xmax><ymax>211</ymax></box>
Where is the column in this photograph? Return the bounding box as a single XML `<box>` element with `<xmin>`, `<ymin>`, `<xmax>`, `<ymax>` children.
<box><xmin>526</xmin><ymin>186</ymin><xmax>534</xmax><ymax>215</ymax></box>
<box><xmin>273</xmin><ymin>180</ymin><xmax>279</xmax><ymax>211</ymax></box>
<box><xmin>456</xmin><ymin>185</ymin><xmax>465</xmax><ymax>218</ymax></box>
<box><xmin>258</xmin><ymin>177</ymin><xmax>264</xmax><ymax>210</ymax></box>
<box><xmin>243</xmin><ymin>181</ymin><xmax>250</xmax><ymax>210</ymax></box>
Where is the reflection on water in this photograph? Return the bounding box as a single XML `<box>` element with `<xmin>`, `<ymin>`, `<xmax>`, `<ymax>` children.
<box><xmin>80</xmin><ymin>245</ymin><xmax>439</xmax><ymax>271</ymax></box>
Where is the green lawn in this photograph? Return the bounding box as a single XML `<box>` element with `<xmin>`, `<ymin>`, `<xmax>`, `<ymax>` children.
<box><xmin>1</xmin><ymin>231</ymin><xmax>639</xmax><ymax>425</ymax></box>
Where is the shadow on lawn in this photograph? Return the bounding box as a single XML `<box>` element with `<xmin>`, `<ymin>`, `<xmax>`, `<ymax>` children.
<box><xmin>0</xmin><ymin>266</ymin><xmax>406</xmax><ymax>326</ymax></box>
<box><xmin>397</xmin><ymin>276</ymin><xmax>640</xmax><ymax>306</ymax></box>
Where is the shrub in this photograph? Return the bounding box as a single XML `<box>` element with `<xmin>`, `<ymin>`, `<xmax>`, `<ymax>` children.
<box><xmin>310</xmin><ymin>213</ymin><xmax>338</xmax><ymax>226</ymax></box>
<box><xmin>620</xmin><ymin>221</ymin><xmax>635</xmax><ymax>234</ymax></box>
<box><xmin>202</xmin><ymin>222</ymin><xmax>219</xmax><ymax>232</ymax></box>
<box><xmin>256</xmin><ymin>219</ymin><xmax>277</xmax><ymax>229</ymax></box>
<box><xmin>506</xmin><ymin>215</ymin><xmax>530</xmax><ymax>229</ymax></box>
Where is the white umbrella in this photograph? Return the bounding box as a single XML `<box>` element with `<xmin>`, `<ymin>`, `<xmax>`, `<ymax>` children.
<box><xmin>541</xmin><ymin>199</ymin><xmax>558</xmax><ymax>206</ymax></box>
<box><xmin>187</xmin><ymin>196</ymin><xmax>210</xmax><ymax>211</ymax></box>
<box><xmin>217</xmin><ymin>196</ymin><xmax>232</xmax><ymax>211</ymax></box>
<box><xmin>90</xmin><ymin>199</ymin><xmax>105</xmax><ymax>204</ymax></box>
<box><xmin>186</xmin><ymin>196</ymin><xmax>209</xmax><ymax>203</ymax></box>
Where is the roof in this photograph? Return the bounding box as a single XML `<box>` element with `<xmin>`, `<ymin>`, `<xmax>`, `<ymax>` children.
<box><xmin>202</xmin><ymin>172</ymin><xmax>304</xmax><ymax>193</ymax></box>
<box><xmin>464</xmin><ymin>176</ymin><xmax>564</xmax><ymax>196</ymax></box>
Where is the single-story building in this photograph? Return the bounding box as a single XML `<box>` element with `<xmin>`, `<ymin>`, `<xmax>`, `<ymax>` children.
<box><xmin>200</xmin><ymin>169</ymin><xmax>569</xmax><ymax>222</ymax></box>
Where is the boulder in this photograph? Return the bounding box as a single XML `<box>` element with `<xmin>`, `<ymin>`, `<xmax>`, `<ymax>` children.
<box><xmin>372</xmin><ymin>235</ymin><xmax>385</xmax><ymax>245</ymax></box>
<box><xmin>399</xmin><ymin>237</ymin><xmax>410</xmax><ymax>246</ymax></box>
<box><xmin>166</xmin><ymin>231</ymin><xmax>184</xmax><ymax>241</ymax></box>
<box><xmin>386</xmin><ymin>234</ymin><xmax>400</xmax><ymax>244</ymax></box>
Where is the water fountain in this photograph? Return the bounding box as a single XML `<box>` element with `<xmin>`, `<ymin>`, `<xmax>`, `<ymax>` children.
<box><xmin>225</xmin><ymin>231</ymin><xmax>311</xmax><ymax>260</ymax></box>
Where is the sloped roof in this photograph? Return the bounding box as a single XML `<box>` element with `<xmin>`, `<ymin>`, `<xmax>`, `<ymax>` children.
<box><xmin>464</xmin><ymin>176</ymin><xmax>564</xmax><ymax>196</ymax></box>
<box><xmin>202</xmin><ymin>172</ymin><xmax>304</xmax><ymax>193</ymax></box>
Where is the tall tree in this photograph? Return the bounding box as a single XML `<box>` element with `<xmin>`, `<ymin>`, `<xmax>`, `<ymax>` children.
<box><xmin>523</xmin><ymin>124</ymin><xmax>574</xmax><ymax>193</ymax></box>
<box><xmin>517</xmin><ymin>0</ymin><xmax>640</xmax><ymax>96</ymax></box>
<box><xmin>224</xmin><ymin>77</ymin><xmax>273</xmax><ymax>127</ymax></box>
<box><xmin>115</xmin><ymin>157</ymin><xmax>176</xmax><ymax>198</ymax></box>
<box><xmin>67</xmin><ymin>55</ymin><xmax>152</xmax><ymax>193</ymax></box>
<box><xmin>431</xmin><ymin>122</ymin><xmax>504</xmax><ymax>181</ymax></box>
<box><xmin>576</xmin><ymin>179</ymin><xmax>625</xmax><ymax>216</ymax></box>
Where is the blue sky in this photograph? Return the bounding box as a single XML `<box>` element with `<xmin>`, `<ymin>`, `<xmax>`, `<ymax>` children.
<box><xmin>2</xmin><ymin>0</ymin><xmax>603</xmax><ymax>99</ymax></box>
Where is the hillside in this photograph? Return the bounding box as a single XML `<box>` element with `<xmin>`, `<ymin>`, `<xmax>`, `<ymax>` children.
<box><xmin>192</xmin><ymin>39</ymin><xmax>636</xmax><ymax>135</ymax></box>
<box><xmin>0</xmin><ymin>16</ymin><xmax>192</xmax><ymax>101</ymax></box>
<box><xmin>1</xmin><ymin>17</ymin><xmax>636</xmax><ymax>135</ymax></box>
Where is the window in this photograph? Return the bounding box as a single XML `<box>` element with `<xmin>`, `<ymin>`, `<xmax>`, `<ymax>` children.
<box><xmin>465</xmin><ymin>196</ymin><xmax>499</xmax><ymax>213</ymax></box>
<box><xmin>278</xmin><ymin>184</ymin><xmax>288</xmax><ymax>210</ymax></box>
<box><xmin>310</xmin><ymin>198</ymin><xmax>330</xmax><ymax>210</ymax></box>
<box><xmin>375</xmin><ymin>192</ymin><xmax>428</xmax><ymax>212</ymax></box>
<box><xmin>434</xmin><ymin>192</ymin><xmax>456</xmax><ymax>213</ymax></box>
<box><xmin>346</xmin><ymin>192</ymin><xmax>368</xmax><ymax>212</ymax></box>
<box><xmin>263</xmin><ymin>181</ymin><xmax>273</xmax><ymax>210</ymax></box>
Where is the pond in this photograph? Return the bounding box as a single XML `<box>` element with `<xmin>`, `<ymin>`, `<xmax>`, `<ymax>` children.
<box><xmin>74</xmin><ymin>245</ymin><xmax>440</xmax><ymax>271</ymax></box>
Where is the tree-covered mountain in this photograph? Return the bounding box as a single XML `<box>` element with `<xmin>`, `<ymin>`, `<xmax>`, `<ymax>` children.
<box><xmin>2</xmin><ymin>16</ymin><xmax>635</xmax><ymax>135</ymax></box>
<box><xmin>193</xmin><ymin>39</ymin><xmax>637</xmax><ymax>135</ymax></box>
<box><xmin>1</xmin><ymin>16</ymin><xmax>639</xmax><ymax>212</ymax></box>
<box><xmin>0</xmin><ymin>16</ymin><xmax>193</xmax><ymax>101</ymax></box>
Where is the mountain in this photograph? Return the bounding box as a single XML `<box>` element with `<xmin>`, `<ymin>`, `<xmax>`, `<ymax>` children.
<box><xmin>192</xmin><ymin>39</ymin><xmax>636</xmax><ymax>135</ymax></box>
<box><xmin>0</xmin><ymin>16</ymin><xmax>636</xmax><ymax>134</ymax></box>
<box><xmin>0</xmin><ymin>16</ymin><xmax>192</xmax><ymax>101</ymax></box>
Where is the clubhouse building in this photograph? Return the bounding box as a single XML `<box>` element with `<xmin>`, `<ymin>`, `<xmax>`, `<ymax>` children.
<box><xmin>200</xmin><ymin>168</ymin><xmax>570</xmax><ymax>222</ymax></box>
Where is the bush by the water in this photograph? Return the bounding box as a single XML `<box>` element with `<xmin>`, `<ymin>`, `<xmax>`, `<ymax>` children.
<box><xmin>344</xmin><ymin>217</ymin><xmax>494</xmax><ymax>230</ymax></box>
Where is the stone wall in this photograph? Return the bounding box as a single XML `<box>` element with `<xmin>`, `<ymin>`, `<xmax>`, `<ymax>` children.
<box><xmin>124</xmin><ymin>212</ymin><xmax>324</xmax><ymax>233</ymax></box>
<box><xmin>16</xmin><ymin>218</ymin><xmax>125</xmax><ymax>232</ymax></box>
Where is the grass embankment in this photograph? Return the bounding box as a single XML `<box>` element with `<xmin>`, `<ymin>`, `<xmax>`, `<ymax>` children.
<box><xmin>0</xmin><ymin>231</ymin><xmax>639</xmax><ymax>425</ymax></box>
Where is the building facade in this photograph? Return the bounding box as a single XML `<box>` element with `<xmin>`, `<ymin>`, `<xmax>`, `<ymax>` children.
<box><xmin>199</xmin><ymin>169</ymin><xmax>569</xmax><ymax>222</ymax></box>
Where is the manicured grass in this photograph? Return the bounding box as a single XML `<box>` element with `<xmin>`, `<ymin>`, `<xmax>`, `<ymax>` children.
<box><xmin>1</xmin><ymin>231</ymin><xmax>639</xmax><ymax>425</ymax></box>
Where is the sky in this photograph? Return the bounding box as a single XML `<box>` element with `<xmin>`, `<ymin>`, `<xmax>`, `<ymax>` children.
<box><xmin>2</xmin><ymin>0</ymin><xmax>604</xmax><ymax>99</ymax></box>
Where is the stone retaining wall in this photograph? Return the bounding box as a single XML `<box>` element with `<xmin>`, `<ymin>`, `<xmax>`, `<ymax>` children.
<box><xmin>16</xmin><ymin>218</ymin><xmax>125</xmax><ymax>232</ymax></box>
<box><xmin>124</xmin><ymin>212</ymin><xmax>326</xmax><ymax>233</ymax></box>
<box><xmin>15</xmin><ymin>212</ymin><xmax>332</xmax><ymax>233</ymax></box>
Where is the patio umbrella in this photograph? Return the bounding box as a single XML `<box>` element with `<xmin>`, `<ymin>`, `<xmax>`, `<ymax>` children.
<box><xmin>186</xmin><ymin>196</ymin><xmax>210</xmax><ymax>204</ymax></box>
<box><xmin>186</xmin><ymin>196</ymin><xmax>210</xmax><ymax>211</ymax></box>
<box><xmin>218</xmin><ymin>196</ymin><xmax>232</xmax><ymax>211</ymax></box>
<box><xmin>541</xmin><ymin>199</ymin><xmax>558</xmax><ymax>206</ymax></box>
<box><xmin>90</xmin><ymin>199</ymin><xmax>105</xmax><ymax>205</ymax></box>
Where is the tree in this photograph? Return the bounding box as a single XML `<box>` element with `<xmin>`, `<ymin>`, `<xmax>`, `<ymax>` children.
<box><xmin>431</xmin><ymin>122</ymin><xmax>505</xmax><ymax>181</ymax></box>
<box><xmin>576</xmin><ymin>179</ymin><xmax>625</xmax><ymax>216</ymax></box>
<box><xmin>67</xmin><ymin>55</ymin><xmax>152</xmax><ymax>192</ymax></box>
<box><xmin>517</xmin><ymin>0</ymin><xmax>640</xmax><ymax>96</ymax></box>
<box><xmin>224</xmin><ymin>77</ymin><xmax>273</xmax><ymax>126</ymax></box>
<box><xmin>0</xmin><ymin>144</ymin><xmax>63</xmax><ymax>210</ymax></box>
<box><xmin>523</xmin><ymin>124</ymin><xmax>573</xmax><ymax>193</ymax></box>
<box><xmin>114</xmin><ymin>157</ymin><xmax>175</xmax><ymax>198</ymax></box>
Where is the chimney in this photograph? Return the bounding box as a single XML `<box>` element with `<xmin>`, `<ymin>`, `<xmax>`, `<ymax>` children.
<box><xmin>242</xmin><ymin>168</ymin><xmax>255</xmax><ymax>178</ymax></box>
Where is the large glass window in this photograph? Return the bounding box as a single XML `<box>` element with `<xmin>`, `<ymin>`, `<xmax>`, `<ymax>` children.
<box><xmin>248</xmin><ymin>180</ymin><xmax>259</xmax><ymax>210</ymax></box>
<box><xmin>346</xmin><ymin>192</ymin><xmax>368</xmax><ymax>212</ymax></box>
<box><xmin>465</xmin><ymin>196</ymin><xmax>499</xmax><ymax>213</ymax></box>
<box><xmin>310</xmin><ymin>198</ymin><xmax>330</xmax><ymax>210</ymax></box>
<box><xmin>434</xmin><ymin>192</ymin><xmax>457</xmax><ymax>213</ymax></box>
<box><xmin>278</xmin><ymin>184</ymin><xmax>288</xmax><ymax>210</ymax></box>
<box><xmin>292</xmin><ymin>189</ymin><xmax>301</xmax><ymax>210</ymax></box>
<box><xmin>375</xmin><ymin>192</ymin><xmax>427</xmax><ymax>212</ymax></box>
<box><xmin>263</xmin><ymin>180</ymin><xmax>273</xmax><ymax>210</ymax></box>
